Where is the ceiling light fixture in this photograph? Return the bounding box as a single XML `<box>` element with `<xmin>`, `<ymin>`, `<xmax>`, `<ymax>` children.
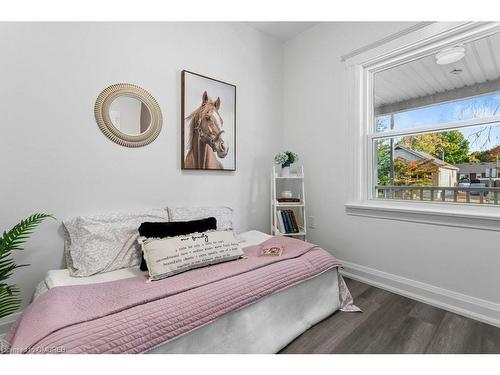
<box><xmin>435</xmin><ymin>46</ymin><xmax>466</xmax><ymax>65</ymax></box>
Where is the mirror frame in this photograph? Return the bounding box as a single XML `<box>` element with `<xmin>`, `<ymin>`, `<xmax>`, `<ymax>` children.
<box><xmin>94</xmin><ymin>83</ymin><xmax>162</xmax><ymax>147</ymax></box>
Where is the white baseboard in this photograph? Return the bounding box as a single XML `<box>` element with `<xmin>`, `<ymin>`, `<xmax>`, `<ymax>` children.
<box><xmin>339</xmin><ymin>260</ymin><xmax>500</xmax><ymax>328</ymax></box>
<box><xmin>0</xmin><ymin>312</ymin><xmax>21</xmax><ymax>335</ymax></box>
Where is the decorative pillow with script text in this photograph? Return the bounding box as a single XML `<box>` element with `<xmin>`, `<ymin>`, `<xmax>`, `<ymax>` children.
<box><xmin>140</xmin><ymin>230</ymin><xmax>244</xmax><ymax>281</ymax></box>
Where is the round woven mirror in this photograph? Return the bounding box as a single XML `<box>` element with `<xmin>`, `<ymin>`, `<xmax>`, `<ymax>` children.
<box><xmin>94</xmin><ymin>83</ymin><xmax>162</xmax><ymax>147</ymax></box>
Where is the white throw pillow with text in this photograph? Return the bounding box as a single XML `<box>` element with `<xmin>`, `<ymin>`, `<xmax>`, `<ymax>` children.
<box><xmin>141</xmin><ymin>230</ymin><xmax>244</xmax><ymax>281</ymax></box>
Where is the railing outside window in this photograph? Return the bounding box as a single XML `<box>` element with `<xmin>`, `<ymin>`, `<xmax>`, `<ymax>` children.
<box><xmin>375</xmin><ymin>185</ymin><xmax>500</xmax><ymax>205</ymax></box>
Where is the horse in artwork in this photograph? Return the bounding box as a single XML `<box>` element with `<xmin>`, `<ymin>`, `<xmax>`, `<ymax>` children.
<box><xmin>184</xmin><ymin>91</ymin><xmax>228</xmax><ymax>169</ymax></box>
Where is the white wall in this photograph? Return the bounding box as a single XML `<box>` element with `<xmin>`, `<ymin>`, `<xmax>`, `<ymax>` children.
<box><xmin>283</xmin><ymin>22</ymin><xmax>500</xmax><ymax>323</ymax></box>
<box><xmin>0</xmin><ymin>22</ymin><xmax>283</xmax><ymax>308</ymax></box>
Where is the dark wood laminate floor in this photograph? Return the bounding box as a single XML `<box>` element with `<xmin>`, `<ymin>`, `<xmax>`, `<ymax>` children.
<box><xmin>280</xmin><ymin>277</ymin><xmax>500</xmax><ymax>354</ymax></box>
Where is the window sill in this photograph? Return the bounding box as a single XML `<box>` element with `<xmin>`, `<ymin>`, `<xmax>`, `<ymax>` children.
<box><xmin>345</xmin><ymin>200</ymin><xmax>500</xmax><ymax>232</ymax></box>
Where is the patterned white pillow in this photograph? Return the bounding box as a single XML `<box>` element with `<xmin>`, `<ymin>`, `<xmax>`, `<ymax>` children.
<box><xmin>141</xmin><ymin>230</ymin><xmax>243</xmax><ymax>281</ymax></box>
<box><xmin>63</xmin><ymin>208</ymin><xmax>169</xmax><ymax>277</ymax></box>
<box><xmin>167</xmin><ymin>206</ymin><xmax>233</xmax><ymax>230</ymax></box>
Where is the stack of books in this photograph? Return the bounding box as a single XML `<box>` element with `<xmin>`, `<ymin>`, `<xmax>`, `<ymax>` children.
<box><xmin>276</xmin><ymin>210</ymin><xmax>300</xmax><ymax>234</ymax></box>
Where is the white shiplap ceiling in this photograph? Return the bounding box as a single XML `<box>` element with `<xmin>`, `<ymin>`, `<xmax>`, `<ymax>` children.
<box><xmin>375</xmin><ymin>32</ymin><xmax>500</xmax><ymax>112</ymax></box>
<box><xmin>246</xmin><ymin>22</ymin><xmax>318</xmax><ymax>42</ymax></box>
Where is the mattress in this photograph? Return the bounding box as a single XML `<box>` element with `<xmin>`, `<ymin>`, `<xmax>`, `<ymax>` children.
<box><xmin>33</xmin><ymin>230</ymin><xmax>341</xmax><ymax>353</ymax></box>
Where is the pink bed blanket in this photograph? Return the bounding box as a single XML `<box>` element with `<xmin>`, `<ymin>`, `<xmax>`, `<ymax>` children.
<box><xmin>6</xmin><ymin>236</ymin><xmax>355</xmax><ymax>354</ymax></box>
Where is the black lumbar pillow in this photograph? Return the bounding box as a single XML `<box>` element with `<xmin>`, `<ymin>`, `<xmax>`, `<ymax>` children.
<box><xmin>138</xmin><ymin>217</ymin><xmax>217</xmax><ymax>271</ymax></box>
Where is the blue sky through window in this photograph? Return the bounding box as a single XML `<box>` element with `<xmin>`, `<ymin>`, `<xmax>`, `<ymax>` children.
<box><xmin>376</xmin><ymin>92</ymin><xmax>500</xmax><ymax>152</ymax></box>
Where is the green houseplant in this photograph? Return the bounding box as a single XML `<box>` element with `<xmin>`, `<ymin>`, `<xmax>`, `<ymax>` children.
<box><xmin>274</xmin><ymin>151</ymin><xmax>299</xmax><ymax>168</ymax></box>
<box><xmin>0</xmin><ymin>213</ymin><xmax>53</xmax><ymax>319</ymax></box>
<box><xmin>274</xmin><ymin>151</ymin><xmax>299</xmax><ymax>177</ymax></box>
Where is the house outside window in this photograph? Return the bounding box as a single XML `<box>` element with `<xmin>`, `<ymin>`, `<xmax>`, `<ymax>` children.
<box><xmin>372</xmin><ymin>31</ymin><xmax>500</xmax><ymax>205</ymax></box>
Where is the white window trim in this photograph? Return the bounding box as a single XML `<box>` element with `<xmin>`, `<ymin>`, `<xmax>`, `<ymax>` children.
<box><xmin>345</xmin><ymin>21</ymin><xmax>500</xmax><ymax>231</ymax></box>
<box><xmin>370</xmin><ymin>115</ymin><xmax>500</xmax><ymax>141</ymax></box>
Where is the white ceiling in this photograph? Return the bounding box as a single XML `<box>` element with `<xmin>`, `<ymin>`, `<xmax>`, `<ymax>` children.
<box><xmin>246</xmin><ymin>22</ymin><xmax>318</xmax><ymax>42</ymax></box>
<box><xmin>375</xmin><ymin>32</ymin><xmax>500</xmax><ymax>111</ymax></box>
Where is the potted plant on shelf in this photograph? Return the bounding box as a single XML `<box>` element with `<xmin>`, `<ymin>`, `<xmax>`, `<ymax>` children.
<box><xmin>274</xmin><ymin>151</ymin><xmax>299</xmax><ymax>177</ymax></box>
<box><xmin>0</xmin><ymin>213</ymin><xmax>53</xmax><ymax>320</ymax></box>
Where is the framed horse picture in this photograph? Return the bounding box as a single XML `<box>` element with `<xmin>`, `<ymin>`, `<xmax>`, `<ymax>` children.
<box><xmin>181</xmin><ymin>70</ymin><xmax>236</xmax><ymax>171</ymax></box>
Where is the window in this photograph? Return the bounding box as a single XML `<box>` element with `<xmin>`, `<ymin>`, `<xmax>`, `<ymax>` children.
<box><xmin>371</xmin><ymin>31</ymin><xmax>500</xmax><ymax>206</ymax></box>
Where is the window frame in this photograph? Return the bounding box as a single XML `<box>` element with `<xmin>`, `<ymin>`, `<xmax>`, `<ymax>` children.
<box><xmin>345</xmin><ymin>21</ymin><xmax>500</xmax><ymax>231</ymax></box>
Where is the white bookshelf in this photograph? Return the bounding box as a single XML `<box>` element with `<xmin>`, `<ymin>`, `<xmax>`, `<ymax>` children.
<box><xmin>271</xmin><ymin>165</ymin><xmax>307</xmax><ymax>240</ymax></box>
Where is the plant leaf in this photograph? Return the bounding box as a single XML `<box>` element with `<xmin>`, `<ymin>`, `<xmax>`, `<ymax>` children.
<box><xmin>0</xmin><ymin>213</ymin><xmax>54</xmax><ymax>318</ymax></box>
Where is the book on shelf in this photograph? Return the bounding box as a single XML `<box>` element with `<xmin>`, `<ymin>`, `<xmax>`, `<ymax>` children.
<box><xmin>276</xmin><ymin>212</ymin><xmax>286</xmax><ymax>233</ymax></box>
<box><xmin>277</xmin><ymin>198</ymin><xmax>301</xmax><ymax>203</ymax></box>
<box><xmin>280</xmin><ymin>210</ymin><xmax>299</xmax><ymax>233</ymax></box>
<box><xmin>280</xmin><ymin>211</ymin><xmax>289</xmax><ymax>233</ymax></box>
<box><xmin>280</xmin><ymin>211</ymin><xmax>292</xmax><ymax>233</ymax></box>
<box><xmin>286</xmin><ymin>210</ymin><xmax>300</xmax><ymax>233</ymax></box>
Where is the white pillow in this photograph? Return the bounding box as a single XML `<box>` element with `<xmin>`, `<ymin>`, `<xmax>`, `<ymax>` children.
<box><xmin>141</xmin><ymin>230</ymin><xmax>243</xmax><ymax>281</ymax></box>
<box><xmin>63</xmin><ymin>208</ymin><xmax>170</xmax><ymax>277</ymax></box>
<box><xmin>168</xmin><ymin>206</ymin><xmax>233</xmax><ymax>230</ymax></box>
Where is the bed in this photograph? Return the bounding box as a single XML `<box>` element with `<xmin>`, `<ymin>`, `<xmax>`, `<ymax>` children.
<box><xmin>10</xmin><ymin>230</ymin><xmax>354</xmax><ymax>354</ymax></box>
